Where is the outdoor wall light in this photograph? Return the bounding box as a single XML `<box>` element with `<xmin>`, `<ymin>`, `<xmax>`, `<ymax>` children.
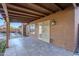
<box><xmin>51</xmin><ymin>19</ymin><xmax>56</xmax><ymax>25</ymax></box>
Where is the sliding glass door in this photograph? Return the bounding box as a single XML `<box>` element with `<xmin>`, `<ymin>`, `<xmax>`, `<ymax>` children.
<box><xmin>38</xmin><ymin>20</ymin><xmax>50</xmax><ymax>43</ymax></box>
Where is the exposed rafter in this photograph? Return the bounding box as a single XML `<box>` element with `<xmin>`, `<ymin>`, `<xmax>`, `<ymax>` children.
<box><xmin>10</xmin><ymin>17</ymin><xmax>36</xmax><ymax>23</ymax></box>
<box><xmin>2</xmin><ymin>14</ymin><xmax>24</xmax><ymax>19</ymax></box>
<box><xmin>33</xmin><ymin>3</ymin><xmax>53</xmax><ymax>13</ymax></box>
<box><xmin>0</xmin><ymin>8</ymin><xmax>39</xmax><ymax>18</ymax></box>
<box><xmin>10</xmin><ymin>15</ymin><xmax>40</xmax><ymax>20</ymax></box>
<box><xmin>8</xmin><ymin>9</ymin><xmax>39</xmax><ymax>17</ymax></box>
<box><xmin>54</xmin><ymin>4</ymin><xmax>64</xmax><ymax>10</ymax></box>
<box><xmin>0</xmin><ymin>3</ymin><xmax>73</xmax><ymax>23</ymax></box>
<box><xmin>1</xmin><ymin>12</ymin><xmax>32</xmax><ymax>18</ymax></box>
<box><xmin>12</xmin><ymin>3</ymin><xmax>48</xmax><ymax>15</ymax></box>
<box><xmin>9</xmin><ymin>14</ymin><xmax>29</xmax><ymax>17</ymax></box>
<box><xmin>7</xmin><ymin>4</ymin><xmax>46</xmax><ymax>16</ymax></box>
<box><xmin>9</xmin><ymin>12</ymin><xmax>38</xmax><ymax>18</ymax></box>
<box><xmin>9</xmin><ymin>15</ymin><xmax>32</xmax><ymax>20</ymax></box>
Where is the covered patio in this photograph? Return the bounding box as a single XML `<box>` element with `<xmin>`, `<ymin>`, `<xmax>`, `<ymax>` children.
<box><xmin>4</xmin><ymin>37</ymin><xmax>73</xmax><ymax>56</ymax></box>
<box><xmin>0</xmin><ymin>3</ymin><xmax>79</xmax><ymax>56</ymax></box>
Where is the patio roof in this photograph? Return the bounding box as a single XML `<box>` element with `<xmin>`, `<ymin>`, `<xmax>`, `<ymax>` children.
<box><xmin>0</xmin><ymin>3</ymin><xmax>76</xmax><ymax>23</ymax></box>
<box><xmin>0</xmin><ymin>3</ymin><xmax>78</xmax><ymax>55</ymax></box>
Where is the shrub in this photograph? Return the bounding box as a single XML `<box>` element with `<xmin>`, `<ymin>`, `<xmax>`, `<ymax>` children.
<box><xmin>0</xmin><ymin>40</ymin><xmax>6</xmax><ymax>53</ymax></box>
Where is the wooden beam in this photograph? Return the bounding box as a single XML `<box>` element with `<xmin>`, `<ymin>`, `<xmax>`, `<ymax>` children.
<box><xmin>54</xmin><ymin>4</ymin><xmax>64</xmax><ymax>10</ymax></box>
<box><xmin>10</xmin><ymin>16</ymin><xmax>36</xmax><ymax>20</ymax></box>
<box><xmin>9</xmin><ymin>16</ymin><xmax>34</xmax><ymax>21</ymax></box>
<box><xmin>8</xmin><ymin>13</ymin><xmax>33</xmax><ymax>18</ymax></box>
<box><xmin>10</xmin><ymin>13</ymin><xmax>24</xmax><ymax>16</ymax></box>
<box><xmin>2</xmin><ymin>13</ymin><xmax>32</xmax><ymax>18</ymax></box>
<box><xmin>2</xmin><ymin>3</ymin><xmax>10</xmax><ymax>48</ymax></box>
<box><xmin>8</xmin><ymin>9</ymin><xmax>40</xmax><ymax>18</ymax></box>
<box><xmin>12</xmin><ymin>3</ymin><xmax>48</xmax><ymax>16</ymax></box>
<box><xmin>7</xmin><ymin>4</ymin><xmax>46</xmax><ymax>16</ymax></box>
<box><xmin>8</xmin><ymin>14</ymin><xmax>40</xmax><ymax>23</ymax></box>
<box><xmin>9</xmin><ymin>12</ymin><xmax>38</xmax><ymax>18</ymax></box>
<box><xmin>9</xmin><ymin>13</ymin><xmax>39</xmax><ymax>19</ymax></box>
<box><xmin>0</xmin><ymin>8</ymin><xmax>39</xmax><ymax>18</ymax></box>
<box><xmin>33</xmin><ymin>3</ymin><xmax>53</xmax><ymax>13</ymax></box>
<box><xmin>10</xmin><ymin>17</ymin><xmax>35</xmax><ymax>23</ymax></box>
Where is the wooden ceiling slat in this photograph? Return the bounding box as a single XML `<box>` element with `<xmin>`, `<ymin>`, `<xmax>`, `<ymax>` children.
<box><xmin>9</xmin><ymin>13</ymin><xmax>27</xmax><ymax>17</ymax></box>
<box><xmin>9</xmin><ymin>14</ymin><xmax>32</xmax><ymax>18</ymax></box>
<box><xmin>8</xmin><ymin>9</ymin><xmax>39</xmax><ymax>18</ymax></box>
<box><xmin>8</xmin><ymin>12</ymin><xmax>36</xmax><ymax>18</ymax></box>
<box><xmin>0</xmin><ymin>8</ymin><xmax>38</xmax><ymax>18</ymax></box>
<box><xmin>25</xmin><ymin>3</ymin><xmax>52</xmax><ymax>14</ymax></box>
<box><xmin>0</xmin><ymin>3</ymin><xmax>73</xmax><ymax>23</ymax></box>
<box><xmin>2</xmin><ymin>13</ymin><xmax>32</xmax><ymax>18</ymax></box>
<box><xmin>10</xmin><ymin>16</ymin><xmax>37</xmax><ymax>23</ymax></box>
<box><xmin>33</xmin><ymin>3</ymin><xmax>53</xmax><ymax>13</ymax></box>
<box><xmin>12</xmin><ymin>3</ymin><xmax>49</xmax><ymax>15</ymax></box>
<box><xmin>7</xmin><ymin>4</ymin><xmax>46</xmax><ymax>16</ymax></box>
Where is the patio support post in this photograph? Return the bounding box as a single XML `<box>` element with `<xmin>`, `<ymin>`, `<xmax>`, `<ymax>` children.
<box><xmin>6</xmin><ymin>18</ymin><xmax>10</xmax><ymax>48</ymax></box>
<box><xmin>22</xmin><ymin>23</ymin><xmax>27</xmax><ymax>36</ymax></box>
<box><xmin>2</xmin><ymin>3</ymin><xmax>10</xmax><ymax>48</ymax></box>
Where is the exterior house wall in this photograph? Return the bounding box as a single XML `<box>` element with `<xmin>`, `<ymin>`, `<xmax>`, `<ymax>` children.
<box><xmin>27</xmin><ymin>7</ymin><xmax>75</xmax><ymax>52</ymax></box>
<box><xmin>50</xmin><ymin>7</ymin><xmax>75</xmax><ymax>51</ymax></box>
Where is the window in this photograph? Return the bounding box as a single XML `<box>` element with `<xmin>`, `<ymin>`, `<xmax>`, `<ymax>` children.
<box><xmin>29</xmin><ymin>24</ymin><xmax>35</xmax><ymax>34</ymax></box>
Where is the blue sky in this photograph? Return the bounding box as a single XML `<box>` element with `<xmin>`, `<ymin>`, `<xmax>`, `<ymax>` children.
<box><xmin>0</xmin><ymin>19</ymin><xmax>5</xmax><ymax>26</ymax></box>
<box><xmin>0</xmin><ymin>14</ymin><xmax>5</xmax><ymax>26</ymax></box>
<box><xmin>10</xmin><ymin>23</ymin><xmax>22</xmax><ymax>28</ymax></box>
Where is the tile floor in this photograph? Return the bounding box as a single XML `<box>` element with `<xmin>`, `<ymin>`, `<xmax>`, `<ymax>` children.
<box><xmin>4</xmin><ymin>37</ymin><xmax>74</xmax><ymax>56</ymax></box>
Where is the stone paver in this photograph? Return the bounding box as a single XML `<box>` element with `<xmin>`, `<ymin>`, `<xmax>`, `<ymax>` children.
<box><xmin>4</xmin><ymin>37</ymin><xmax>74</xmax><ymax>56</ymax></box>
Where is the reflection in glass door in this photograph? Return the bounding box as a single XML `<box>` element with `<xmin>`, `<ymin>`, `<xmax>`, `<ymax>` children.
<box><xmin>38</xmin><ymin>20</ymin><xmax>50</xmax><ymax>43</ymax></box>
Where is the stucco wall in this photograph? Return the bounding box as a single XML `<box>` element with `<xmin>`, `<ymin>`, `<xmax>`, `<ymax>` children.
<box><xmin>50</xmin><ymin>7</ymin><xmax>75</xmax><ymax>51</ymax></box>
<box><xmin>28</xmin><ymin>7</ymin><xmax>75</xmax><ymax>52</ymax></box>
